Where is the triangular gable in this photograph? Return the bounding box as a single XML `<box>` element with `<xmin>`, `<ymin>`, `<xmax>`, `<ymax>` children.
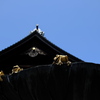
<box><xmin>0</xmin><ymin>30</ymin><xmax>83</xmax><ymax>73</ymax></box>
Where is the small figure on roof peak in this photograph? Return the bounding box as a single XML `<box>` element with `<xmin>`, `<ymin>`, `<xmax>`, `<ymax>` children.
<box><xmin>30</xmin><ymin>24</ymin><xmax>44</xmax><ymax>36</ymax></box>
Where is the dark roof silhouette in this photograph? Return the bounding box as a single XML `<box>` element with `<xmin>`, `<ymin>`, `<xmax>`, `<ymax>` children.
<box><xmin>0</xmin><ymin>30</ymin><xmax>83</xmax><ymax>73</ymax></box>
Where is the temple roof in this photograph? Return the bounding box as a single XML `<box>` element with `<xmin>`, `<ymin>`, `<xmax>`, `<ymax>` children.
<box><xmin>0</xmin><ymin>29</ymin><xmax>83</xmax><ymax>73</ymax></box>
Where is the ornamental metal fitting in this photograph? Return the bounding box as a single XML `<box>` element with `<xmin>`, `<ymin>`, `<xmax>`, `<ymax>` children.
<box><xmin>30</xmin><ymin>24</ymin><xmax>44</xmax><ymax>36</ymax></box>
<box><xmin>26</xmin><ymin>47</ymin><xmax>46</xmax><ymax>57</ymax></box>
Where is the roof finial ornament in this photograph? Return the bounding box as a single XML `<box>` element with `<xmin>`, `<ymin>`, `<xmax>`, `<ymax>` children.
<box><xmin>30</xmin><ymin>24</ymin><xmax>44</xmax><ymax>36</ymax></box>
<box><xmin>36</xmin><ymin>24</ymin><xmax>39</xmax><ymax>30</ymax></box>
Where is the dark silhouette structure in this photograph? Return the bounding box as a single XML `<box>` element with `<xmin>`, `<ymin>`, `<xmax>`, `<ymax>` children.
<box><xmin>0</xmin><ymin>28</ymin><xmax>83</xmax><ymax>73</ymax></box>
<box><xmin>0</xmin><ymin>26</ymin><xmax>100</xmax><ymax>100</ymax></box>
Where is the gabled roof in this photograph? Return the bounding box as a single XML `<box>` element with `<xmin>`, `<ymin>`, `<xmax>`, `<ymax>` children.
<box><xmin>0</xmin><ymin>30</ymin><xmax>83</xmax><ymax>73</ymax></box>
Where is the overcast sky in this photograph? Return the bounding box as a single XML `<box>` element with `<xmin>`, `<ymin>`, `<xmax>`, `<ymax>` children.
<box><xmin>0</xmin><ymin>0</ymin><xmax>100</xmax><ymax>64</ymax></box>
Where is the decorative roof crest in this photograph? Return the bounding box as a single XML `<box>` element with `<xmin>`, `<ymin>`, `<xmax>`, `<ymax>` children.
<box><xmin>30</xmin><ymin>24</ymin><xmax>44</xmax><ymax>36</ymax></box>
<box><xmin>26</xmin><ymin>47</ymin><xmax>46</xmax><ymax>57</ymax></box>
